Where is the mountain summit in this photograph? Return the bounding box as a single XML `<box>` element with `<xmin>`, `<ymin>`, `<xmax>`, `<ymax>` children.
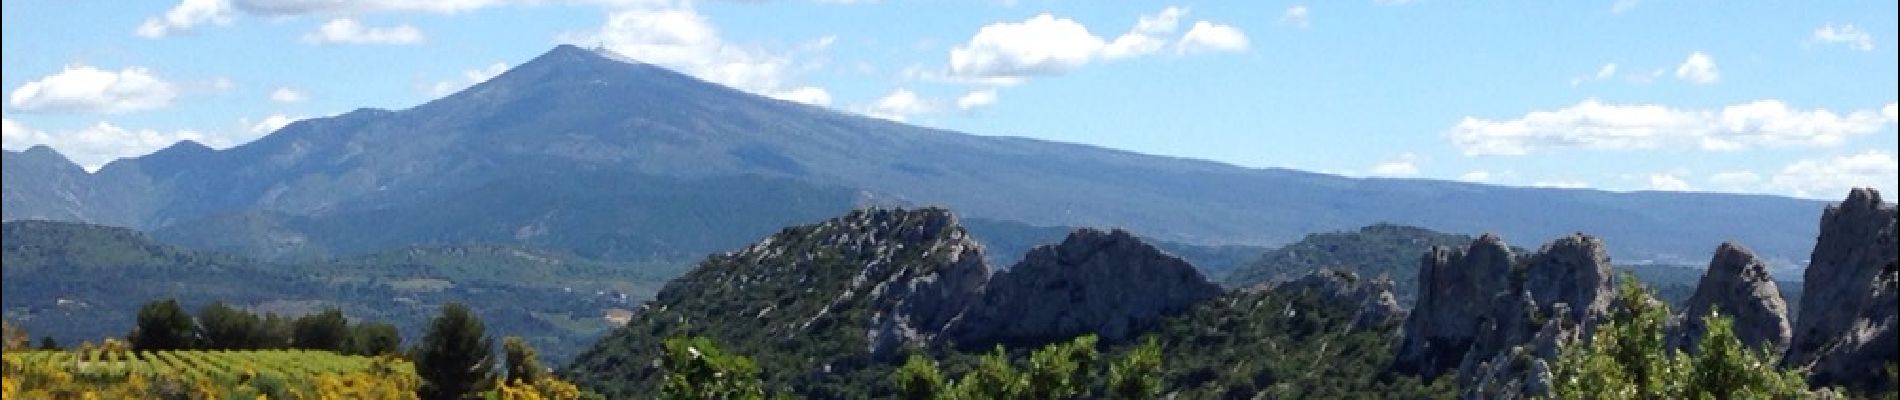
<box><xmin>2</xmin><ymin>45</ymin><xmax>1827</xmax><ymax>265</ymax></box>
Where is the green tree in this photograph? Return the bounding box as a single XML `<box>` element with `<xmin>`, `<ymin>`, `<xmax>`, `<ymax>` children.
<box><xmin>659</xmin><ymin>336</ymin><xmax>765</xmax><ymax>400</ymax></box>
<box><xmin>948</xmin><ymin>346</ymin><xmax>1023</xmax><ymax>400</ymax></box>
<box><xmin>502</xmin><ymin>336</ymin><xmax>546</xmax><ymax>384</ymax></box>
<box><xmin>256</xmin><ymin>312</ymin><xmax>295</xmax><ymax>348</ymax></box>
<box><xmin>1108</xmin><ymin>337</ymin><xmax>1163</xmax><ymax>400</ymax></box>
<box><xmin>130</xmin><ymin>298</ymin><xmax>197</xmax><ymax>350</ymax></box>
<box><xmin>292</xmin><ymin>308</ymin><xmax>350</xmax><ymax>351</ymax></box>
<box><xmin>1683</xmin><ymin>312</ymin><xmax>1806</xmax><ymax>399</ymax></box>
<box><xmin>348</xmin><ymin>322</ymin><xmax>403</xmax><ymax>356</ymax></box>
<box><xmin>415</xmin><ymin>303</ymin><xmax>496</xmax><ymax>400</ymax></box>
<box><xmin>1023</xmin><ymin>334</ymin><xmax>1100</xmax><ymax>399</ymax></box>
<box><xmin>893</xmin><ymin>353</ymin><xmax>945</xmax><ymax>400</ymax></box>
<box><xmin>197</xmin><ymin>302</ymin><xmax>262</xmax><ymax>349</ymax></box>
<box><xmin>37</xmin><ymin>336</ymin><xmax>60</xmax><ymax>350</ymax></box>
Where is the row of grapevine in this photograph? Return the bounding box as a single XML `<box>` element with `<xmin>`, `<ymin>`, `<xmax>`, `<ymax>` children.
<box><xmin>3</xmin><ymin>349</ymin><xmax>423</xmax><ymax>399</ymax></box>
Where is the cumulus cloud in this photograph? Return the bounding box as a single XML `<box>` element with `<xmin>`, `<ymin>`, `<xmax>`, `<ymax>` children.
<box><xmin>1103</xmin><ymin>7</ymin><xmax>1185</xmax><ymax>60</ymax></box>
<box><xmin>246</xmin><ymin>114</ymin><xmax>303</xmax><ymax>134</ymax></box>
<box><xmin>136</xmin><ymin>0</ymin><xmax>234</xmax><ymax>38</ymax></box>
<box><xmin>269</xmin><ymin>87</ymin><xmax>306</xmax><ymax>103</ymax></box>
<box><xmin>1280</xmin><ymin>5</ymin><xmax>1310</xmax><ymax>28</ymax></box>
<box><xmin>1369</xmin><ymin>153</ymin><xmax>1421</xmax><ymax>177</ymax></box>
<box><xmin>1812</xmin><ymin>24</ymin><xmax>1874</xmax><ymax>51</ymax></box>
<box><xmin>302</xmin><ymin>18</ymin><xmax>425</xmax><ymax>45</ymax></box>
<box><xmin>1450</xmin><ymin>99</ymin><xmax>1894</xmax><ymax>156</ymax></box>
<box><xmin>1531</xmin><ymin>180</ymin><xmax>1590</xmax><ymax>189</ymax></box>
<box><xmin>1457</xmin><ymin>170</ymin><xmax>1492</xmax><ymax>182</ymax></box>
<box><xmin>1177</xmin><ymin>21</ymin><xmax>1249</xmax><ymax>54</ymax></box>
<box><xmin>0</xmin><ymin>118</ymin><xmax>209</xmax><ymax>171</ymax></box>
<box><xmin>1886</xmin><ymin>102</ymin><xmax>1898</xmax><ymax>121</ymax></box>
<box><xmin>572</xmin><ymin>4</ymin><xmax>830</xmax><ymax>107</ymax></box>
<box><xmin>944</xmin><ymin>8</ymin><xmax>1248</xmax><ymax>82</ymax></box>
<box><xmin>1674</xmin><ymin>52</ymin><xmax>1719</xmax><ymax>85</ymax></box>
<box><xmin>1769</xmin><ymin>151</ymin><xmax>1899</xmax><ymax>199</ymax></box>
<box><xmin>427</xmin><ymin>62</ymin><xmax>509</xmax><ymax>97</ymax></box>
<box><xmin>1611</xmin><ymin>0</ymin><xmax>1640</xmax><ymax>14</ymax></box>
<box><xmin>9</xmin><ymin>65</ymin><xmax>180</xmax><ymax>114</ymax></box>
<box><xmin>1646</xmin><ymin>173</ymin><xmax>1692</xmax><ymax>191</ymax></box>
<box><xmin>768</xmin><ymin>86</ymin><xmax>831</xmax><ymax>106</ymax></box>
<box><xmin>863</xmin><ymin>88</ymin><xmax>929</xmax><ymax>122</ymax></box>
<box><xmin>956</xmin><ymin>89</ymin><xmax>998</xmax><ymax>111</ymax></box>
<box><xmin>230</xmin><ymin>0</ymin><xmax>504</xmax><ymax>15</ymax></box>
<box><xmin>950</xmin><ymin>14</ymin><xmax>1106</xmax><ymax>79</ymax></box>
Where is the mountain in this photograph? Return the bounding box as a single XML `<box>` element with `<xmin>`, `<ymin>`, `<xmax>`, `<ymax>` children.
<box><xmin>1</xmin><ymin>44</ymin><xmax>1828</xmax><ymax>269</ymax></box>
<box><xmin>0</xmin><ymin>220</ymin><xmax>671</xmax><ymax>363</ymax></box>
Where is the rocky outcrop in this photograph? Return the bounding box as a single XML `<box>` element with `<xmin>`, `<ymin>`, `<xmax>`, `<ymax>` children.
<box><xmin>1784</xmin><ymin>188</ymin><xmax>1898</xmax><ymax>392</ymax></box>
<box><xmin>1672</xmin><ymin>242</ymin><xmax>1791</xmax><ymax>355</ymax></box>
<box><xmin>862</xmin><ymin>211</ymin><xmax>994</xmax><ymax>359</ymax></box>
<box><xmin>948</xmin><ymin>228</ymin><xmax>1222</xmax><ymax>346</ymax></box>
<box><xmin>1272</xmin><ymin>269</ymin><xmax>1407</xmax><ymax>331</ymax></box>
<box><xmin>1390</xmin><ymin>234</ymin><xmax>1517</xmax><ymax>379</ymax></box>
<box><xmin>1391</xmin><ymin>232</ymin><xmax>1617</xmax><ymax>399</ymax></box>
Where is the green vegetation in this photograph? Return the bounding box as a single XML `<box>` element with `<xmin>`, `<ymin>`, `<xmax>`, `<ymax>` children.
<box><xmin>1222</xmin><ymin>224</ymin><xmax>1475</xmax><ymax>297</ymax></box>
<box><xmin>1552</xmin><ymin>277</ymin><xmax>1808</xmax><ymax>399</ymax></box>
<box><xmin>3</xmin><ymin>220</ymin><xmax>677</xmax><ymax>364</ymax></box>
<box><xmin>415</xmin><ymin>302</ymin><xmax>497</xmax><ymax>400</ymax></box>
<box><xmin>2</xmin><ymin>346</ymin><xmax>421</xmax><ymax>399</ymax></box>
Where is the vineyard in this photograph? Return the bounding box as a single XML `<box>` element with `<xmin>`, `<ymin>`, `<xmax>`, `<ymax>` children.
<box><xmin>2</xmin><ymin>347</ymin><xmax>420</xmax><ymax>399</ymax></box>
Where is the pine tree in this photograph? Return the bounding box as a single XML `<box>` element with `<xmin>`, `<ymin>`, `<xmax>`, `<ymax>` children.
<box><xmin>659</xmin><ymin>336</ymin><xmax>764</xmax><ymax>400</ymax></box>
<box><xmin>292</xmin><ymin>308</ymin><xmax>350</xmax><ymax>351</ymax></box>
<box><xmin>130</xmin><ymin>298</ymin><xmax>197</xmax><ymax>350</ymax></box>
<box><xmin>415</xmin><ymin>303</ymin><xmax>496</xmax><ymax>400</ymax></box>
<box><xmin>197</xmin><ymin>302</ymin><xmax>262</xmax><ymax>349</ymax></box>
<box><xmin>893</xmin><ymin>353</ymin><xmax>945</xmax><ymax>400</ymax></box>
<box><xmin>348</xmin><ymin>322</ymin><xmax>403</xmax><ymax>356</ymax></box>
<box><xmin>1108</xmin><ymin>337</ymin><xmax>1163</xmax><ymax>400</ymax></box>
<box><xmin>502</xmin><ymin>336</ymin><xmax>546</xmax><ymax>384</ymax></box>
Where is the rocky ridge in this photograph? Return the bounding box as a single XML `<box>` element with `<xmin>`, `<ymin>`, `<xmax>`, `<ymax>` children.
<box><xmin>1671</xmin><ymin>242</ymin><xmax>1791</xmax><ymax>355</ymax></box>
<box><xmin>1783</xmin><ymin>188</ymin><xmax>1898</xmax><ymax>392</ymax></box>
<box><xmin>947</xmin><ymin>228</ymin><xmax>1223</xmax><ymax>345</ymax></box>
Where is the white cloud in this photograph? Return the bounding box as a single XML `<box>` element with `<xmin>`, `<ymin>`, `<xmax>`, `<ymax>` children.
<box><xmin>1646</xmin><ymin>173</ymin><xmax>1692</xmax><ymax>191</ymax></box>
<box><xmin>1571</xmin><ymin>63</ymin><xmax>1619</xmax><ymax>86</ymax></box>
<box><xmin>1706</xmin><ymin>171</ymin><xmax>1762</xmax><ymax>189</ymax></box>
<box><xmin>574</xmin><ymin>4</ymin><xmax>828</xmax><ymax>106</ymax></box>
<box><xmin>1457</xmin><ymin>170</ymin><xmax>1493</xmax><ymax>182</ymax></box>
<box><xmin>0</xmin><ymin>118</ymin><xmax>209</xmax><ymax>171</ymax></box>
<box><xmin>950</xmin><ymin>14</ymin><xmax>1106</xmax><ymax>79</ymax></box>
<box><xmin>1885</xmin><ymin>102</ymin><xmax>1897</xmax><ymax>121</ymax></box>
<box><xmin>1611</xmin><ymin>0</ymin><xmax>1639</xmax><ymax>14</ymax></box>
<box><xmin>1769</xmin><ymin>151</ymin><xmax>1899</xmax><ymax>199</ymax></box>
<box><xmin>9</xmin><ymin>65</ymin><xmax>180</xmax><ymax>114</ymax></box>
<box><xmin>1177</xmin><ymin>21</ymin><xmax>1249</xmax><ymax>54</ymax></box>
<box><xmin>863</xmin><ymin>88</ymin><xmax>929</xmax><ymax>122</ymax></box>
<box><xmin>302</xmin><ymin>18</ymin><xmax>425</xmax><ymax>45</ymax></box>
<box><xmin>768</xmin><ymin>86</ymin><xmax>831</xmax><ymax>106</ymax></box>
<box><xmin>1674</xmin><ymin>52</ymin><xmax>1719</xmax><ymax>85</ymax></box>
<box><xmin>136</xmin><ymin>0</ymin><xmax>234</xmax><ymax>38</ymax></box>
<box><xmin>1104</xmin><ymin>7</ymin><xmax>1185</xmax><ymax>60</ymax></box>
<box><xmin>1450</xmin><ymin>99</ymin><xmax>1894</xmax><ymax>156</ymax></box>
<box><xmin>1369</xmin><ymin>153</ymin><xmax>1420</xmax><ymax>177</ymax></box>
<box><xmin>268</xmin><ymin>87</ymin><xmax>306</xmax><ymax>103</ymax></box>
<box><xmin>956</xmin><ymin>89</ymin><xmax>998</xmax><ymax>111</ymax></box>
<box><xmin>246</xmin><ymin>114</ymin><xmax>303</xmax><ymax>134</ymax></box>
<box><xmin>1812</xmin><ymin>24</ymin><xmax>1874</xmax><ymax>51</ymax></box>
<box><xmin>230</xmin><ymin>0</ymin><xmax>505</xmax><ymax>16</ymax></box>
<box><xmin>428</xmin><ymin>62</ymin><xmax>509</xmax><ymax>97</ymax></box>
<box><xmin>1280</xmin><ymin>5</ymin><xmax>1310</xmax><ymax>28</ymax></box>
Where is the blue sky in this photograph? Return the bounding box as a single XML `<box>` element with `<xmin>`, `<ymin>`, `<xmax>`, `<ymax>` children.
<box><xmin>2</xmin><ymin>0</ymin><xmax>1895</xmax><ymax>199</ymax></box>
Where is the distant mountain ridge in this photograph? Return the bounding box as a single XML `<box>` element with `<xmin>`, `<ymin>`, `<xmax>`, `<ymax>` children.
<box><xmin>1</xmin><ymin>44</ymin><xmax>1829</xmax><ymax>266</ymax></box>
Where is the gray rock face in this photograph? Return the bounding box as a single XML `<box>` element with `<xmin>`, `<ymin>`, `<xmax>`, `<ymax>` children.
<box><xmin>1393</xmin><ymin>233</ymin><xmax>1617</xmax><ymax>397</ymax></box>
<box><xmin>863</xmin><ymin>210</ymin><xmax>994</xmax><ymax>359</ymax></box>
<box><xmin>1673</xmin><ymin>242</ymin><xmax>1791</xmax><ymax>355</ymax></box>
<box><xmin>1391</xmin><ymin>234</ymin><xmax>1517</xmax><ymax>379</ymax></box>
<box><xmin>1272</xmin><ymin>269</ymin><xmax>1407</xmax><ymax>331</ymax></box>
<box><xmin>948</xmin><ymin>228</ymin><xmax>1222</xmax><ymax>345</ymax></box>
<box><xmin>1784</xmin><ymin>188</ymin><xmax>1898</xmax><ymax>392</ymax></box>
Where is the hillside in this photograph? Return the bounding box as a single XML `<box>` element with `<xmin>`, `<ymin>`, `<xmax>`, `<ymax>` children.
<box><xmin>0</xmin><ymin>44</ymin><xmax>1828</xmax><ymax>271</ymax></box>
<box><xmin>1222</xmin><ymin>224</ymin><xmax>1477</xmax><ymax>296</ymax></box>
<box><xmin>0</xmin><ymin>221</ymin><xmax>669</xmax><ymax>364</ymax></box>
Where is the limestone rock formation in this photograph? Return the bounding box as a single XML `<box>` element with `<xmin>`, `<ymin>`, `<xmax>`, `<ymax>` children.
<box><xmin>1271</xmin><ymin>269</ymin><xmax>1407</xmax><ymax>331</ymax></box>
<box><xmin>1672</xmin><ymin>242</ymin><xmax>1791</xmax><ymax>355</ymax></box>
<box><xmin>1390</xmin><ymin>234</ymin><xmax>1517</xmax><ymax>379</ymax></box>
<box><xmin>1784</xmin><ymin>188</ymin><xmax>1898</xmax><ymax>392</ymax></box>
<box><xmin>1391</xmin><ymin>232</ymin><xmax>1617</xmax><ymax>399</ymax></box>
<box><xmin>948</xmin><ymin>228</ymin><xmax>1222</xmax><ymax>345</ymax></box>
